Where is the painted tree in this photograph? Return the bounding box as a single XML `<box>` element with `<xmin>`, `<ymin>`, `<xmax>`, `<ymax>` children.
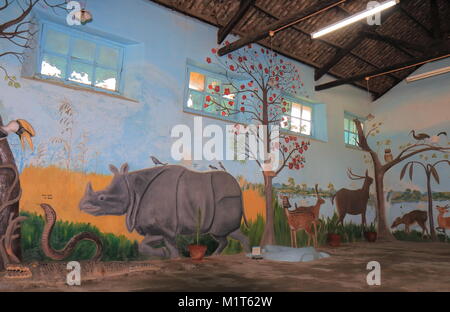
<box><xmin>206</xmin><ymin>43</ymin><xmax>310</xmax><ymax>246</ymax></box>
<box><xmin>0</xmin><ymin>0</ymin><xmax>67</xmax><ymax>85</ymax></box>
<box><xmin>400</xmin><ymin>158</ymin><xmax>449</xmax><ymax>241</ymax></box>
<box><xmin>355</xmin><ymin>119</ymin><xmax>449</xmax><ymax>241</ymax></box>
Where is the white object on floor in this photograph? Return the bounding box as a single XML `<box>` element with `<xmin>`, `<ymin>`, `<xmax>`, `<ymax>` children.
<box><xmin>247</xmin><ymin>245</ymin><xmax>330</xmax><ymax>262</ymax></box>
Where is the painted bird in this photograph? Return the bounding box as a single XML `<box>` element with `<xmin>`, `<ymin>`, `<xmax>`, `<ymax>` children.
<box><xmin>0</xmin><ymin>119</ymin><xmax>35</xmax><ymax>150</ymax></box>
<box><xmin>208</xmin><ymin>165</ymin><xmax>218</xmax><ymax>170</ymax></box>
<box><xmin>150</xmin><ymin>156</ymin><xmax>167</xmax><ymax>166</ymax></box>
<box><xmin>218</xmin><ymin>161</ymin><xmax>227</xmax><ymax>171</ymax></box>
<box><xmin>409</xmin><ymin>130</ymin><xmax>430</xmax><ymax>142</ymax></box>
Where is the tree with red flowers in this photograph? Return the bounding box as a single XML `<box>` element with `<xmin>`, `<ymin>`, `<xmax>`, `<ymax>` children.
<box><xmin>206</xmin><ymin>42</ymin><xmax>310</xmax><ymax>246</ymax></box>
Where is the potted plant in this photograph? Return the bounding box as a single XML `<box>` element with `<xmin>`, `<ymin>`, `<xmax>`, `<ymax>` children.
<box><xmin>364</xmin><ymin>223</ymin><xmax>377</xmax><ymax>242</ymax></box>
<box><xmin>326</xmin><ymin>214</ymin><xmax>342</xmax><ymax>247</ymax></box>
<box><xmin>188</xmin><ymin>208</ymin><xmax>207</xmax><ymax>260</ymax></box>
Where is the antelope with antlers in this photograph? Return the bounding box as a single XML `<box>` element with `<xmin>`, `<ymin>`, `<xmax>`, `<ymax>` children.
<box><xmin>331</xmin><ymin>169</ymin><xmax>373</xmax><ymax>227</ymax></box>
<box><xmin>436</xmin><ymin>205</ymin><xmax>450</xmax><ymax>236</ymax></box>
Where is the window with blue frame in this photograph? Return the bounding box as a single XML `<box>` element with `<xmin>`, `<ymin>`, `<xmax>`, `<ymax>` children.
<box><xmin>344</xmin><ymin>113</ymin><xmax>363</xmax><ymax>147</ymax></box>
<box><xmin>280</xmin><ymin>98</ymin><xmax>313</xmax><ymax>136</ymax></box>
<box><xmin>185</xmin><ymin>68</ymin><xmax>240</xmax><ymax>120</ymax></box>
<box><xmin>38</xmin><ymin>23</ymin><xmax>124</xmax><ymax>93</ymax></box>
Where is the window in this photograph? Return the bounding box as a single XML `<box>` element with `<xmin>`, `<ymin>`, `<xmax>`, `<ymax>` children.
<box><xmin>185</xmin><ymin>68</ymin><xmax>239</xmax><ymax>120</ymax></box>
<box><xmin>38</xmin><ymin>23</ymin><xmax>124</xmax><ymax>93</ymax></box>
<box><xmin>344</xmin><ymin>113</ymin><xmax>363</xmax><ymax>147</ymax></box>
<box><xmin>280</xmin><ymin>99</ymin><xmax>313</xmax><ymax>136</ymax></box>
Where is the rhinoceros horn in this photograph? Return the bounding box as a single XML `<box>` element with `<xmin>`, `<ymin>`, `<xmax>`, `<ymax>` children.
<box><xmin>85</xmin><ymin>182</ymin><xmax>94</xmax><ymax>196</ymax></box>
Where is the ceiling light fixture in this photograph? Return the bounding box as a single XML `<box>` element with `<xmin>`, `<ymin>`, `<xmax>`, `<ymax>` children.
<box><xmin>311</xmin><ymin>0</ymin><xmax>399</xmax><ymax>39</ymax></box>
<box><xmin>405</xmin><ymin>66</ymin><xmax>450</xmax><ymax>83</ymax></box>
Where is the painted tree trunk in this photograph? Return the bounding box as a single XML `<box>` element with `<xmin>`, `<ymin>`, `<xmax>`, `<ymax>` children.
<box><xmin>426</xmin><ymin>173</ymin><xmax>436</xmax><ymax>241</ymax></box>
<box><xmin>0</xmin><ymin>116</ymin><xmax>22</xmax><ymax>270</ymax></box>
<box><xmin>260</xmin><ymin>174</ymin><xmax>275</xmax><ymax>246</ymax></box>
<box><xmin>374</xmin><ymin>168</ymin><xmax>395</xmax><ymax>241</ymax></box>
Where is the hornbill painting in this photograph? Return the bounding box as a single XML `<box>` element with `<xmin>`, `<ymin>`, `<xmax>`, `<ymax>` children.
<box><xmin>0</xmin><ymin>119</ymin><xmax>35</xmax><ymax>151</ymax></box>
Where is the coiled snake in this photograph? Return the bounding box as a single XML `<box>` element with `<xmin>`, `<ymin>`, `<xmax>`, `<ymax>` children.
<box><xmin>40</xmin><ymin>203</ymin><xmax>103</xmax><ymax>261</ymax></box>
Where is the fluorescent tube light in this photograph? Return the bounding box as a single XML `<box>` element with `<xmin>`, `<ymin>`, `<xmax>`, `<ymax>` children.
<box><xmin>406</xmin><ymin>66</ymin><xmax>450</xmax><ymax>83</ymax></box>
<box><xmin>311</xmin><ymin>0</ymin><xmax>399</xmax><ymax>39</ymax></box>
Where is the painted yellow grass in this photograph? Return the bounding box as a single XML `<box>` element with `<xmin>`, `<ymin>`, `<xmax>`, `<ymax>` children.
<box><xmin>20</xmin><ymin>166</ymin><xmax>142</xmax><ymax>242</ymax></box>
<box><xmin>20</xmin><ymin>166</ymin><xmax>265</xmax><ymax>241</ymax></box>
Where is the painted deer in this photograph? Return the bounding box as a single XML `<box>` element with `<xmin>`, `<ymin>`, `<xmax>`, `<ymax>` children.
<box><xmin>331</xmin><ymin>169</ymin><xmax>373</xmax><ymax>227</ymax></box>
<box><xmin>436</xmin><ymin>205</ymin><xmax>450</xmax><ymax>235</ymax></box>
<box><xmin>293</xmin><ymin>184</ymin><xmax>326</xmax><ymax>220</ymax></box>
<box><xmin>391</xmin><ymin>210</ymin><xmax>429</xmax><ymax>237</ymax></box>
<box><xmin>282</xmin><ymin>196</ymin><xmax>318</xmax><ymax>248</ymax></box>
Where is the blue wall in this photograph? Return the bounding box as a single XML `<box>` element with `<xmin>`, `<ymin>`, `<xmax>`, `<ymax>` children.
<box><xmin>0</xmin><ymin>0</ymin><xmax>379</xmax><ymax>224</ymax></box>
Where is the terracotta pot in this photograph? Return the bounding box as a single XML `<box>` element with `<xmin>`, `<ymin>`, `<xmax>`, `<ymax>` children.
<box><xmin>188</xmin><ymin>245</ymin><xmax>207</xmax><ymax>260</ymax></box>
<box><xmin>364</xmin><ymin>231</ymin><xmax>377</xmax><ymax>242</ymax></box>
<box><xmin>327</xmin><ymin>233</ymin><xmax>341</xmax><ymax>247</ymax></box>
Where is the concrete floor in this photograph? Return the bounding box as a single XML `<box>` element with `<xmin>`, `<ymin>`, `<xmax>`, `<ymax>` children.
<box><xmin>2</xmin><ymin>241</ymin><xmax>450</xmax><ymax>292</ymax></box>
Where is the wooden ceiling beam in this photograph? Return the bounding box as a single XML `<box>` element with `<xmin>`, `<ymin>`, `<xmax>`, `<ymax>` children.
<box><xmin>315</xmin><ymin>52</ymin><xmax>450</xmax><ymax>91</ymax></box>
<box><xmin>430</xmin><ymin>0</ymin><xmax>442</xmax><ymax>40</ymax></box>
<box><xmin>217</xmin><ymin>0</ymin><xmax>255</xmax><ymax>44</ymax></box>
<box><xmin>252</xmin><ymin>4</ymin><xmax>401</xmax><ymax>88</ymax></box>
<box><xmin>217</xmin><ymin>0</ymin><xmax>345</xmax><ymax>56</ymax></box>
<box><xmin>363</xmin><ymin>31</ymin><xmax>426</xmax><ymax>54</ymax></box>
<box><xmin>399</xmin><ymin>5</ymin><xmax>434</xmax><ymax>38</ymax></box>
<box><xmin>314</xmin><ymin>5</ymin><xmax>400</xmax><ymax>81</ymax></box>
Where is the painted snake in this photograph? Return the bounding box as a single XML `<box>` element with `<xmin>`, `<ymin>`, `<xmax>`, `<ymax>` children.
<box><xmin>40</xmin><ymin>204</ymin><xmax>103</xmax><ymax>261</ymax></box>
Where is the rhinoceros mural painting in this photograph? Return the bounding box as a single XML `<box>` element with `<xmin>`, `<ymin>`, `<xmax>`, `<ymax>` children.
<box><xmin>79</xmin><ymin>163</ymin><xmax>250</xmax><ymax>258</ymax></box>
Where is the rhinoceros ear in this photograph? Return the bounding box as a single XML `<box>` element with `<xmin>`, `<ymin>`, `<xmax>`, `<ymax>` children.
<box><xmin>109</xmin><ymin>164</ymin><xmax>119</xmax><ymax>175</ymax></box>
<box><xmin>120</xmin><ymin>163</ymin><xmax>129</xmax><ymax>174</ymax></box>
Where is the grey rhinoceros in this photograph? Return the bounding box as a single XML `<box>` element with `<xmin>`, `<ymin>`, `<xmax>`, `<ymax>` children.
<box><xmin>79</xmin><ymin>163</ymin><xmax>250</xmax><ymax>258</ymax></box>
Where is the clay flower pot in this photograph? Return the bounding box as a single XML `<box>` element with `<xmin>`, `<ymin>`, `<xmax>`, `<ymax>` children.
<box><xmin>188</xmin><ymin>245</ymin><xmax>207</xmax><ymax>260</ymax></box>
<box><xmin>364</xmin><ymin>231</ymin><xmax>377</xmax><ymax>242</ymax></box>
<box><xmin>327</xmin><ymin>233</ymin><xmax>341</xmax><ymax>247</ymax></box>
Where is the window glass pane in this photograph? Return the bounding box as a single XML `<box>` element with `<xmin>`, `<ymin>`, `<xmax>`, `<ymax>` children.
<box><xmin>72</xmin><ymin>38</ymin><xmax>96</xmax><ymax>62</ymax></box>
<box><xmin>291</xmin><ymin>103</ymin><xmax>301</xmax><ymax>118</ymax></box>
<box><xmin>222</xmin><ymin>83</ymin><xmax>236</xmax><ymax>100</ymax></box>
<box><xmin>349</xmin><ymin>133</ymin><xmax>358</xmax><ymax>146</ymax></box>
<box><xmin>301</xmin><ymin>120</ymin><xmax>311</xmax><ymax>136</ymax></box>
<box><xmin>41</xmin><ymin>54</ymin><xmax>67</xmax><ymax>78</ymax></box>
<box><xmin>45</xmin><ymin>29</ymin><xmax>69</xmax><ymax>55</ymax></box>
<box><xmin>206</xmin><ymin>77</ymin><xmax>221</xmax><ymax>94</ymax></box>
<box><xmin>205</xmin><ymin>96</ymin><xmax>220</xmax><ymax>114</ymax></box>
<box><xmin>350</xmin><ymin>120</ymin><xmax>356</xmax><ymax>132</ymax></box>
<box><xmin>344</xmin><ymin>131</ymin><xmax>349</xmax><ymax>144</ymax></box>
<box><xmin>344</xmin><ymin>118</ymin><xmax>350</xmax><ymax>131</ymax></box>
<box><xmin>290</xmin><ymin>117</ymin><xmax>301</xmax><ymax>133</ymax></box>
<box><xmin>95</xmin><ymin>67</ymin><xmax>117</xmax><ymax>91</ymax></box>
<box><xmin>302</xmin><ymin>105</ymin><xmax>312</xmax><ymax>121</ymax></box>
<box><xmin>189</xmin><ymin>72</ymin><xmax>205</xmax><ymax>92</ymax></box>
<box><xmin>69</xmin><ymin>61</ymin><xmax>93</xmax><ymax>85</ymax></box>
<box><xmin>97</xmin><ymin>45</ymin><xmax>120</xmax><ymax>68</ymax></box>
<box><xmin>187</xmin><ymin>90</ymin><xmax>203</xmax><ymax>110</ymax></box>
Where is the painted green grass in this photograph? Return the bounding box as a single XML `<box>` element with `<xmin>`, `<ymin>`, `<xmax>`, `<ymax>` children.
<box><xmin>20</xmin><ymin>211</ymin><xmax>140</xmax><ymax>262</ymax></box>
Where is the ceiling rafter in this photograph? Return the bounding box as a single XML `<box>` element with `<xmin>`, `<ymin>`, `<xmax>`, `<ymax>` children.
<box><xmin>314</xmin><ymin>4</ymin><xmax>402</xmax><ymax>81</ymax></box>
<box><xmin>217</xmin><ymin>0</ymin><xmax>255</xmax><ymax>44</ymax></box>
<box><xmin>217</xmin><ymin>0</ymin><xmax>345</xmax><ymax>57</ymax></box>
<box><xmin>315</xmin><ymin>52</ymin><xmax>450</xmax><ymax>91</ymax></box>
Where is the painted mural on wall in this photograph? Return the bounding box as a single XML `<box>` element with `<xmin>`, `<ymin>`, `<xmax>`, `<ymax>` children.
<box><xmin>0</xmin><ymin>0</ymin><xmax>449</xmax><ymax>292</ymax></box>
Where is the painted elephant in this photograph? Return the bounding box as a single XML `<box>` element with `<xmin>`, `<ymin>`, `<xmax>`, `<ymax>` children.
<box><xmin>79</xmin><ymin>163</ymin><xmax>250</xmax><ymax>258</ymax></box>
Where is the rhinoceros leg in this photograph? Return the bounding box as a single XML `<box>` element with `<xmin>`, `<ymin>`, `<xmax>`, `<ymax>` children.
<box><xmin>229</xmin><ymin>229</ymin><xmax>250</xmax><ymax>252</ymax></box>
<box><xmin>162</xmin><ymin>236</ymin><xmax>179</xmax><ymax>258</ymax></box>
<box><xmin>138</xmin><ymin>235</ymin><xmax>169</xmax><ymax>258</ymax></box>
<box><xmin>211</xmin><ymin>235</ymin><xmax>229</xmax><ymax>255</ymax></box>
